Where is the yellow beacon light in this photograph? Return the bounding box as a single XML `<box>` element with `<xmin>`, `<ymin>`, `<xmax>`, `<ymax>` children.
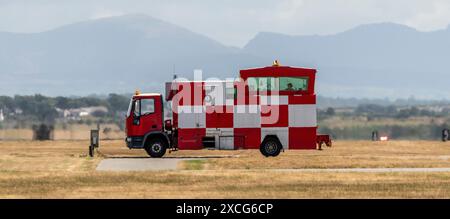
<box><xmin>135</xmin><ymin>89</ymin><xmax>141</xmax><ymax>95</ymax></box>
<box><xmin>272</xmin><ymin>60</ymin><xmax>280</xmax><ymax>67</ymax></box>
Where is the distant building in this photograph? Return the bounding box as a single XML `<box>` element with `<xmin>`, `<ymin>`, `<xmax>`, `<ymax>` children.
<box><xmin>14</xmin><ymin>108</ymin><xmax>23</xmax><ymax>115</ymax></box>
<box><xmin>56</xmin><ymin>106</ymin><xmax>108</xmax><ymax>120</ymax></box>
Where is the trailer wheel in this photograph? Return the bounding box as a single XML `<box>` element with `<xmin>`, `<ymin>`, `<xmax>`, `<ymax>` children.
<box><xmin>145</xmin><ymin>138</ymin><xmax>167</xmax><ymax>158</ymax></box>
<box><xmin>260</xmin><ymin>137</ymin><xmax>282</xmax><ymax>157</ymax></box>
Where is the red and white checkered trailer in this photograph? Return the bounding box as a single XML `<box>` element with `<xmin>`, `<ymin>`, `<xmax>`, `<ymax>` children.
<box><xmin>125</xmin><ymin>63</ymin><xmax>332</xmax><ymax>157</ymax></box>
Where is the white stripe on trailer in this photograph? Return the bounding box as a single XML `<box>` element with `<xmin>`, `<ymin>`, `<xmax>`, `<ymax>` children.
<box><xmin>233</xmin><ymin>105</ymin><xmax>261</xmax><ymax>128</ymax></box>
<box><xmin>177</xmin><ymin>106</ymin><xmax>206</xmax><ymax>128</ymax></box>
<box><xmin>259</xmin><ymin>95</ymin><xmax>289</xmax><ymax>105</ymax></box>
<box><xmin>288</xmin><ymin>104</ymin><xmax>317</xmax><ymax>127</ymax></box>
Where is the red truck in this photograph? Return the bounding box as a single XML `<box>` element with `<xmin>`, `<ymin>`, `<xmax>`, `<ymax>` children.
<box><xmin>125</xmin><ymin>62</ymin><xmax>332</xmax><ymax>157</ymax></box>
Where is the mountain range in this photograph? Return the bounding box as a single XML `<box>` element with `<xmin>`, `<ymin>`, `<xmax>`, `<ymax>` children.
<box><xmin>1</xmin><ymin>14</ymin><xmax>449</xmax><ymax>99</ymax></box>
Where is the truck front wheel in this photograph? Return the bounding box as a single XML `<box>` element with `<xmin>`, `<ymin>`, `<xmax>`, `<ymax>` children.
<box><xmin>260</xmin><ymin>137</ymin><xmax>282</xmax><ymax>157</ymax></box>
<box><xmin>144</xmin><ymin>138</ymin><xmax>167</xmax><ymax>158</ymax></box>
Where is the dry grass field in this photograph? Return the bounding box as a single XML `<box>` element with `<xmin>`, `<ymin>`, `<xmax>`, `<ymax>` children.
<box><xmin>1</xmin><ymin>139</ymin><xmax>450</xmax><ymax>198</ymax></box>
<box><xmin>0</xmin><ymin>124</ymin><xmax>124</xmax><ymax>140</ymax></box>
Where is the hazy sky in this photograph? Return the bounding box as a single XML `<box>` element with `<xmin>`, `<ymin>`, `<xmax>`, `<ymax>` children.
<box><xmin>1</xmin><ymin>0</ymin><xmax>450</xmax><ymax>47</ymax></box>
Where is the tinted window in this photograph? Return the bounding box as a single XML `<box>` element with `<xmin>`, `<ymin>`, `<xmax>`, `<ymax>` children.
<box><xmin>247</xmin><ymin>77</ymin><xmax>277</xmax><ymax>91</ymax></box>
<box><xmin>279</xmin><ymin>77</ymin><xmax>308</xmax><ymax>91</ymax></box>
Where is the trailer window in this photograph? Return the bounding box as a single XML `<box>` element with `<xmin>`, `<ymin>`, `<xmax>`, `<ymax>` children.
<box><xmin>247</xmin><ymin>77</ymin><xmax>277</xmax><ymax>91</ymax></box>
<box><xmin>226</xmin><ymin>86</ymin><xmax>235</xmax><ymax>100</ymax></box>
<box><xmin>204</xmin><ymin>82</ymin><xmax>235</xmax><ymax>105</ymax></box>
<box><xmin>204</xmin><ymin>84</ymin><xmax>221</xmax><ymax>105</ymax></box>
<box><xmin>279</xmin><ymin>77</ymin><xmax>308</xmax><ymax>91</ymax></box>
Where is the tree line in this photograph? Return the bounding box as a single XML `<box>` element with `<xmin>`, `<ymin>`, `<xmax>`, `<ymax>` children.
<box><xmin>317</xmin><ymin>104</ymin><xmax>450</xmax><ymax>140</ymax></box>
<box><xmin>319</xmin><ymin>104</ymin><xmax>450</xmax><ymax>120</ymax></box>
<box><xmin>0</xmin><ymin>94</ymin><xmax>130</xmax><ymax>124</ymax></box>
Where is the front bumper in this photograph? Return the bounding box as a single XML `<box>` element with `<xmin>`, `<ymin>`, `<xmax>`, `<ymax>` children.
<box><xmin>125</xmin><ymin>136</ymin><xmax>144</xmax><ymax>149</ymax></box>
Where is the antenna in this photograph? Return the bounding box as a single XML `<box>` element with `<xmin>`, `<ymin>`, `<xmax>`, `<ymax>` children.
<box><xmin>173</xmin><ymin>64</ymin><xmax>177</xmax><ymax>80</ymax></box>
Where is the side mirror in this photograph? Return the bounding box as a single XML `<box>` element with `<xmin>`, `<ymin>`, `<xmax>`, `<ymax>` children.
<box><xmin>133</xmin><ymin>115</ymin><xmax>140</xmax><ymax>125</ymax></box>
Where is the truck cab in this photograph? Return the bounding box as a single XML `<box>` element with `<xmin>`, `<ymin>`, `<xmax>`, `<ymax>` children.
<box><xmin>125</xmin><ymin>92</ymin><xmax>170</xmax><ymax>157</ymax></box>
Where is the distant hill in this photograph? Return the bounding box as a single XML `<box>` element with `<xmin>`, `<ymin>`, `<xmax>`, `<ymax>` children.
<box><xmin>0</xmin><ymin>14</ymin><xmax>262</xmax><ymax>96</ymax></box>
<box><xmin>1</xmin><ymin>15</ymin><xmax>449</xmax><ymax>99</ymax></box>
<box><xmin>244</xmin><ymin>23</ymin><xmax>450</xmax><ymax>99</ymax></box>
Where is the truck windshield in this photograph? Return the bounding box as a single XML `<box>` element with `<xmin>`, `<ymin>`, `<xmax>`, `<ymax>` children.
<box><xmin>126</xmin><ymin>98</ymin><xmax>133</xmax><ymax>118</ymax></box>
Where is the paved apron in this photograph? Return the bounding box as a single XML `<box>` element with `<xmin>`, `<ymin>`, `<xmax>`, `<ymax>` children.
<box><xmin>96</xmin><ymin>158</ymin><xmax>199</xmax><ymax>171</ymax></box>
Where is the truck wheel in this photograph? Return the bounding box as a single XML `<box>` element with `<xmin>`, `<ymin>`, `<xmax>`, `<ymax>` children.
<box><xmin>145</xmin><ymin>138</ymin><xmax>167</xmax><ymax>158</ymax></box>
<box><xmin>260</xmin><ymin>137</ymin><xmax>282</xmax><ymax>157</ymax></box>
